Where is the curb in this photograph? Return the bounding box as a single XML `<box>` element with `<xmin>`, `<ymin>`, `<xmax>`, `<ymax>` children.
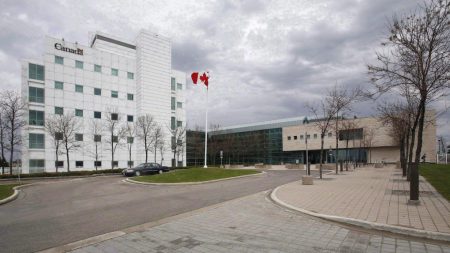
<box><xmin>125</xmin><ymin>171</ymin><xmax>266</xmax><ymax>186</ymax></box>
<box><xmin>0</xmin><ymin>173</ymin><xmax>121</xmax><ymax>182</ymax></box>
<box><xmin>0</xmin><ymin>184</ymin><xmax>33</xmax><ymax>205</ymax></box>
<box><xmin>270</xmin><ymin>185</ymin><xmax>450</xmax><ymax>243</ymax></box>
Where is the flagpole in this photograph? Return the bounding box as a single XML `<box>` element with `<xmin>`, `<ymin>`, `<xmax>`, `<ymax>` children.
<box><xmin>204</xmin><ymin>87</ymin><xmax>208</xmax><ymax>168</ymax></box>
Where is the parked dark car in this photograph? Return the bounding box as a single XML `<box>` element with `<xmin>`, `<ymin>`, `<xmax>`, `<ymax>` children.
<box><xmin>122</xmin><ymin>163</ymin><xmax>169</xmax><ymax>177</ymax></box>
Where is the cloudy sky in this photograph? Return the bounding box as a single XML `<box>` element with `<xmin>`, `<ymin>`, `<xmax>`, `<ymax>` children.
<box><xmin>0</xmin><ymin>0</ymin><xmax>448</xmax><ymax>140</ymax></box>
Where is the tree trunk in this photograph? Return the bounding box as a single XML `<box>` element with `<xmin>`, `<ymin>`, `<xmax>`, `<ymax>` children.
<box><xmin>66</xmin><ymin>146</ymin><xmax>70</xmax><ymax>172</ymax></box>
<box><xmin>336</xmin><ymin>116</ymin><xmax>340</xmax><ymax>173</ymax></box>
<box><xmin>129</xmin><ymin>146</ymin><xmax>132</xmax><ymax>168</ymax></box>
<box><xmin>319</xmin><ymin>135</ymin><xmax>324</xmax><ymax>179</ymax></box>
<box><xmin>9</xmin><ymin>130</ymin><xmax>14</xmax><ymax>175</ymax></box>
<box><xmin>411</xmin><ymin>98</ymin><xmax>426</xmax><ymax>201</ymax></box>
<box><xmin>345</xmin><ymin>139</ymin><xmax>349</xmax><ymax>171</ymax></box>
<box><xmin>154</xmin><ymin>145</ymin><xmax>157</xmax><ymax>163</ymax></box>
<box><xmin>111</xmin><ymin>134</ymin><xmax>114</xmax><ymax>169</ymax></box>
<box><xmin>95</xmin><ymin>144</ymin><xmax>98</xmax><ymax>171</ymax></box>
<box><xmin>55</xmin><ymin>147</ymin><xmax>59</xmax><ymax>173</ymax></box>
<box><xmin>400</xmin><ymin>137</ymin><xmax>406</xmax><ymax>176</ymax></box>
<box><xmin>407</xmin><ymin>109</ymin><xmax>420</xmax><ymax>182</ymax></box>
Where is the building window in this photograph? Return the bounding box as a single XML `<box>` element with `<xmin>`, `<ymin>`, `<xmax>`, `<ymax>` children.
<box><xmin>171</xmin><ymin>77</ymin><xmax>176</xmax><ymax>91</ymax></box>
<box><xmin>75</xmin><ymin>60</ymin><xmax>84</xmax><ymax>69</ymax></box>
<box><xmin>94</xmin><ymin>64</ymin><xmax>102</xmax><ymax>73</ymax></box>
<box><xmin>177</xmin><ymin>120</ymin><xmax>182</xmax><ymax>127</ymax></box>
<box><xmin>339</xmin><ymin>128</ymin><xmax>364</xmax><ymax>141</ymax></box>
<box><xmin>55</xmin><ymin>132</ymin><xmax>63</xmax><ymax>140</ymax></box>
<box><xmin>177</xmin><ymin>83</ymin><xmax>183</xmax><ymax>90</ymax></box>
<box><xmin>111</xmin><ymin>90</ymin><xmax>118</xmax><ymax>98</ymax></box>
<box><xmin>54</xmin><ymin>81</ymin><xmax>64</xmax><ymax>90</ymax></box>
<box><xmin>29</xmin><ymin>133</ymin><xmax>45</xmax><ymax>149</ymax></box>
<box><xmin>55</xmin><ymin>56</ymin><xmax>64</xmax><ymax>65</ymax></box>
<box><xmin>127</xmin><ymin>137</ymin><xmax>134</xmax><ymax>144</ymax></box>
<box><xmin>75</xmin><ymin>109</ymin><xmax>83</xmax><ymax>117</ymax></box>
<box><xmin>127</xmin><ymin>72</ymin><xmax>134</xmax><ymax>79</ymax></box>
<box><xmin>55</xmin><ymin>161</ymin><xmax>64</xmax><ymax>168</ymax></box>
<box><xmin>29</xmin><ymin>87</ymin><xmax>45</xmax><ymax>103</ymax></box>
<box><xmin>128</xmin><ymin>161</ymin><xmax>134</xmax><ymax>166</ymax></box>
<box><xmin>171</xmin><ymin>117</ymin><xmax>176</xmax><ymax>130</ymax></box>
<box><xmin>287</xmin><ymin>136</ymin><xmax>291</xmax><ymax>141</ymax></box>
<box><xmin>313</xmin><ymin>134</ymin><xmax>317</xmax><ymax>139</ymax></box>
<box><xmin>171</xmin><ymin>97</ymin><xmax>176</xmax><ymax>110</ymax></box>
<box><xmin>75</xmin><ymin>84</ymin><xmax>83</xmax><ymax>93</ymax></box>
<box><xmin>29</xmin><ymin>63</ymin><xmax>44</xmax><ymax>81</ymax></box>
<box><xmin>29</xmin><ymin>159</ymin><xmax>45</xmax><ymax>169</ymax></box>
<box><xmin>127</xmin><ymin>93</ymin><xmax>134</xmax><ymax>101</ymax></box>
<box><xmin>94</xmin><ymin>135</ymin><xmax>101</xmax><ymax>142</ymax></box>
<box><xmin>177</xmin><ymin>102</ymin><xmax>182</xmax><ymax>108</ymax></box>
<box><xmin>76</xmin><ymin>161</ymin><xmax>84</xmax><ymax>168</ymax></box>
<box><xmin>127</xmin><ymin>115</ymin><xmax>133</xmax><ymax>122</ymax></box>
<box><xmin>111</xmin><ymin>113</ymin><xmax>118</xmax><ymax>121</ymax></box>
<box><xmin>55</xmin><ymin>107</ymin><xmax>64</xmax><ymax>115</ymax></box>
<box><xmin>112</xmin><ymin>161</ymin><xmax>118</xmax><ymax>167</ymax></box>
<box><xmin>328</xmin><ymin>132</ymin><xmax>332</xmax><ymax>138</ymax></box>
<box><xmin>111</xmin><ymin>68</ymin><xmax>118</xmax><ymax>76</ymax></box>
<box><xmin>29</xmin><ymin>110</ymin><xmax>44</xmax><ymax>126</ymax></box>
<box><xmin>94</xmin><ymin>88</ymin><xmax>101</xmax><ymax>96</ymax></box>
<box><xmin>112</xmin><ymin>136</ymin><xmax>118</xmax><ymax>143</ymax></box>
<box><xmin>294</xmin><ymin>136</ymin><xmax>298</xmax><ymax>140</ymax></box>
<box><xmin>75</xmin><ymin>133</ymin><xmax>83</xmax><ymax>141</ymax></box>
<box><xmin>306</xmin><ymin>134</ymin><xmax>310</xmax><ymax>139</ymax></box>
<box><xmin>94</xmin><ymin>161</ymin><xmax>102</xmax><ymax>167</ymax></box>
<box><xmin>300</xmin><ymin>135</ymin><xmax>304</xmax><ymax>140</ymax></box>
<box><xmin>94</xmin><ymin>111</ymin><xmax>101</xmax><ymax>119</ymax></box>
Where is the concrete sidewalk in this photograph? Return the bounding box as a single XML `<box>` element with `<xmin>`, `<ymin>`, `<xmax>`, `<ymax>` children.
<box><xmin>273</xmin><ymin>164</ymin><xmax>450</xmax><ymax>239</ymax></box>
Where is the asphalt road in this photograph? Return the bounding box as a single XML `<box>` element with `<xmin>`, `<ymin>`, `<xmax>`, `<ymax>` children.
<box><xmin>0</xmin><ymin>170</ymin><xmax>305</xmax><ymax>253</ymax></box>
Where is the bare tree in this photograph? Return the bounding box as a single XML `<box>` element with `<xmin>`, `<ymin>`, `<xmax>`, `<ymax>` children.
<box><xmin>88</xmin><ymin>119</ymin><xmax>103</xmax><ymax>171</ymax></box>
<box><xmin>1</xmin><ymin>90</ymin><xmax>26</xmax><ymax>174</ymax></box>
<box><xmin>152</xmin><ymin>124</ymin><xmax>164</xmax><ymax>163</ymax></box>
<box><xmin>60</xmin><ymin>113</ymin><xmax>82</xmax><ymax>172</ymax></box>
<box><xmin>0</xmin><ymin>112</ymin><xmax>8</xmax><ymax>174</ymax></box>
<box><xmin>105</xmin><ymin>108</ymin><xmax>126</xmax><ymax>169</ymax></box>
<box><xmin>307</xmin><ymin>99</ymin><xmax>337</xmax><ymax>179</ymax></box>
<box><xmin>368</xmin><ymin>0</ymin><xmax>450</xmax><ymax>201</ymax></box>
<box><xmin>125</xmin><ymin>122</ymin><xmax>136</xmax><ymax>168</ymax></box>
<box><xmin>45</xmin><ymin>115</ymin><xmax>64</xmax><ymax>172</ymax></box>
<box><xmin>136</xmin><ymin>114</ymin><xmax>155</xmax><ymax>163</ymax></box>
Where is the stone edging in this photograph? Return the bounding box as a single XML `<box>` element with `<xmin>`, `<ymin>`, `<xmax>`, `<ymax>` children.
<box><xmin>270</xmin><ymin>185</ymin><xmax>450</xmax><ymax>243</ymax></box>
<box><xmin>0</xmin><ymin>184</ymin><xmax>33</xmax><ymax>205</ymax></box>
<box><xmin>124</xmin><ymin>171</ymin><xmax>266</xmax><ymax>186</ymax></box>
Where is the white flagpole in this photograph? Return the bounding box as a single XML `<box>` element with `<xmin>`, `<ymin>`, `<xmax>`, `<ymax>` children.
<box><xmin>204</xmin><ymin>86</ymin><xmax>208</xmax><ymax>168</ymax></box>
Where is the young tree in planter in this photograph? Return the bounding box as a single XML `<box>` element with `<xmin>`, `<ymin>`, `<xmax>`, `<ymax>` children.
<box><xmin>60</xmin><ymin>113</ymin><xmax>82</xmax><ymax>172</ymax></box>
<box><xmin>45</xmin><ymin>115</ymin><xmax>64</xmax><ymax>172</ymax></box>
<box><xmin>125</xmin><ymin>122</ymin><xmax>136</xmax><ymax>168</ymax></box>
<box><xmin>1</xmin><ymin>90</ymin><xmax>26</xmax><ymax>175</ymax></box>
<box><xmin>307</xmin><ymin>99</ymin><xmax>337</xmax><ymax>179</ymax></box>
<box><xmin>136</xmin><ymin>114</ymin><xmax>155</xmax><ymax>163</ymax></box>
<box><xmin>368</xmin><ymin>0</ymin><xmax>450</xmax><ymax>202</ymax></box>
<box><xmin>105</xmin><ymin>108</ymin><xmax>126</xmax><ymax>169</ymax></box>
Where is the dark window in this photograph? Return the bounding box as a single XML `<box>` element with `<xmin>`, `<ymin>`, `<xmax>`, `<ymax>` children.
<box><xmin>294</xmin><ymin>136</ymin><xmax>298</xmax><ymax>140</ymax></box>
<box><xmin>55</xmin><ymin>107</ymin><xmax>63</xmax><ymax>115</ymax></box>
<box><xmin>177</xmin><ymin>120</ymin><xmax>182</xmax><ymax>127</ymax></box>
<box><xmin>171</xmin><ymin>77</ymin><xmax>176</xmax><ymax>91</ymax></box>
<box><xmin>55</xmin><ymin>132</ymin><xmax>63</xmax><ymax>140</ymax></box>
<box><xmin>94</xmin><ymin>111</ymin><xmax>101</xmax><ymax>119</ymax></box>
<box><xmin>112</xmin><ymin>161</ymin><xmax>118</xmax><ymax>166</ymax></box>
<box><xmin>111</xmin><ymin>113</ymin><xmax>118</xmax><ymax>121</ymax></box>
<box><xmin>127</xmin><ymin>115</ymin><xmax>133</xmax><ymax>122</ymax></box>
<box><xmin>29</xmin><ymin>63</ymin><xmax>44</xmax><ymax>81</ymax></box>
<box><xmin>171</xmin><ymin>117</ymin><xmax>176</xmax><ymax>130</ymax></box>
<box><xmin>29</xmin><ymin>110</ymin><xmax>44</xmax><ymax>126</ymax></box>
<box><xmin>287</xmin><ymin>136</ymin><xmax>291</xmax><ymax>140</ymax></box>
<box><xmin>128</xmin><ymin>161</ymin><xmax>134</xmax><ymax>166</ymax></box>
<box><xmin>75</xmin><ymin>134</ymin><xmax>83</xmax><ymax>141</ymax></box>
<box><xmin>75</xmin><ymin>161</ymin><xmax>83</xmax><ymax>168</ymax></box>
<box><xmin>112</xmin><ymin>136</ymin><xmax>118</xmax><ymax>143</ymax></box>
<box><xmin>94</xmin><ymin>161</ymin><xmax>102</xmax><ymax>167</ymax></box>
<box><xmin>127</xmin><ymin>72</ymin><xmax>134</xmax><ymax>79</ymax></box>
<box><xmin>29</xmin><ymin>133</ymin><xmax>45</xmax><ymax>149</ymax></box>
<box><xmin>94</xmin><ymin>64</ymin><xmax>101</xmax><ymax>72</ymax></box>
<box><xmin>111</xmin><ymin>68</ymin><xmax>118</xmax><ymax>76</ymax></box>
<box><xmin>29</xmin><ymin>87</ymin><xmax>45</xmax><ymax>103</ymax></box>
<box><xmin>111</xmin><ymin>90</ymin><xmax>118</xmax><ymax>98</ymax></box>
<box><xmin>94</xmin><ymin>88</ymin><xmax>101</xmax><ymax>96</ymax></box>
<box><xmin>75</xmin><ymin>60</ymin><xmax>84</xmax><ymax>69</ymax></box>
<box><xmin>55</xmin><ymin>56</ymin><xmax>64</xmax><ymax>64</ymax></box>
<box><xmin>171</xmin><ymin>97</ymin><xmax>176</xmax><ymax>110</ymax></box>
<box><xmin>127</xmin><ymin>93</ymin><xmax>134</xmax><ymax>101</ymax></box>
<box><xmin>75</xmin><ymin>109</ymin><xmax>83</xmax><ymax>117</ymax></box>
<box><xmin>328</xmin><ymin>132</ymin><xmax>332</xmax><ymax>138</ymax></box>
<box><xmin>339</xmin><ymin>128</ymin><xmax>363</xmax><ymax>141</ymax></box>
<box><xmin>94</xmin><ymin>135</ymin><xmax>101</xmax><ymax>142</ymax></box>
<box><xmin>55</xmin><ymin>161</ymin><xmax>64</xmax><ymax>167</ymax></box>
<box><xmin>313</xmin><ymin>134</ymin><xmax>317</xmax><ymax>139</ymax></box>
<box><xmin>29</xmin><ymin>159</ymin><xmax>45</xmax><ymax>168</ymax></box>
<box><xmin>127</xmin><ymin>137</ymin><xmax>134</xmax><ymax>144</ymax></box>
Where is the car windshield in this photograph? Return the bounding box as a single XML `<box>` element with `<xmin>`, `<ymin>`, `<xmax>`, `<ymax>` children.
<box><xmin>136</xmin><ymin>163</ymin><xmax>146</xmax><ymax>168</ymax></box>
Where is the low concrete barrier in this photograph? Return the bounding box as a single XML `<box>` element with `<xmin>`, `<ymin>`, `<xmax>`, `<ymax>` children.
<box><xmin>285</xmin><ymin>164</ymin><xmax>305</xmax><ymax>170</ymax></box>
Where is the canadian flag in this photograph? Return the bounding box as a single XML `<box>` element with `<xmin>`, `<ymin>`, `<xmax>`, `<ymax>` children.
<box><xmin>191</xmin><ymin>72</ymin><xmax>209</xmax><ymax>88</ymax></box>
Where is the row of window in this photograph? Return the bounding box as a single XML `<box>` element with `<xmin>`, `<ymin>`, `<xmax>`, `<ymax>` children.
<box><xmin>29</xmin><ymin>86</ymin><xmax>134</xmax><ymax>104</ymax></box>
<box><xmin>29</xmin><ymin>133</ymin><xmax>134</xmax><ymax>149</ymax></box>
<box><xmin>29</xmin><ymin>159</ymin><xmax>135</xmax><ymax>169</ymax></box>
<box><xmin>287</xmin><ymin>132</ymin><xmax>333</xmax><ymax>141</ymax></box>
<box><xmin>171</xmin><ymin>97</ymin><xmax>183</xmax><ymax>110</ymax></box>
<box><xmin>53</xmin><ymin>57</ymin><xmax>135</xmax><ymax>79</ymax></box>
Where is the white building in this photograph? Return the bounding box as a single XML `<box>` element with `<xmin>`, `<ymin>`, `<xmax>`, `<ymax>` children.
<box><xmin>21</xmin><ymin>30</ymin><xmax>186</xmax><ymax>173</ymax></box>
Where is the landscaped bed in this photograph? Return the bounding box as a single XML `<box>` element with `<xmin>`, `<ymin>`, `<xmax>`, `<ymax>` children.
<box><xmin>420</xmin><ymin>163</ymin><xmax>450</xmax><ymax>201</ymax></box>
<box><xmin>132</xmin><ymin>167</ymin><xmax>260</xmax><ymax>183</ymax></box>
<box><xmin>0</xmin><ymin>184</ymin><xmax>21</xmax><ymax>200</ymax></box>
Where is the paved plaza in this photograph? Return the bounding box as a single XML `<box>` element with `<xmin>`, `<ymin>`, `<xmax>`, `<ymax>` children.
<box><xmin>65</xmin><ymin>192</ymin><xmax>450</xmax><ymax>253</ymax></box>
<box><xmin>275</xmin><ymin>165</ymin><xmax>450</xmax><ymax>235</ymax></box>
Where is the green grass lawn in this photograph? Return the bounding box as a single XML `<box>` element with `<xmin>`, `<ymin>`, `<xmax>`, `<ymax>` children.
<box><xmin>0</xmin><ymin>184</ymin><xmax>21</xmax><ymax>200</ymax></box>
<box><xmin>132</xmin><ymin>167</ymin><xmax>260</xmax><ymax>183</ymax></box>
<box><xmin>420</xmin><ymin>163</ymin><xmax>450</xmax><ymax>201</ymax></box>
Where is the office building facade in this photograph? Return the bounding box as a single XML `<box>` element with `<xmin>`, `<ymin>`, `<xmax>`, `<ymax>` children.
<box><xmin>22</xmin><ymin>30</ymin><xmax>186</xmax><ymax>173</ymax></box>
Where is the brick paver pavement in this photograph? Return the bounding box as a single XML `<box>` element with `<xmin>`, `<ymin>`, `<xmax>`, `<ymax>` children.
<box><xmin>68</xmin><ymin>192</ymin><xmax>450</xmax><ymax>253</ymax></box>
<box><xmin>276</xmin><ymin>165</ymin><xmax>450</xmax><ymax>234</ymax></box>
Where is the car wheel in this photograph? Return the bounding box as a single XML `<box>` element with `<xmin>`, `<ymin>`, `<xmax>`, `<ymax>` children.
<box><xmin>135</xmin><ymin>171</ymin><xmax>141</xmax><ymax>176</ymax></box>
<box><xmin>158</xmin><ymin>170</ymin><xmax>163</xmax><ymax>174</ymax></box>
